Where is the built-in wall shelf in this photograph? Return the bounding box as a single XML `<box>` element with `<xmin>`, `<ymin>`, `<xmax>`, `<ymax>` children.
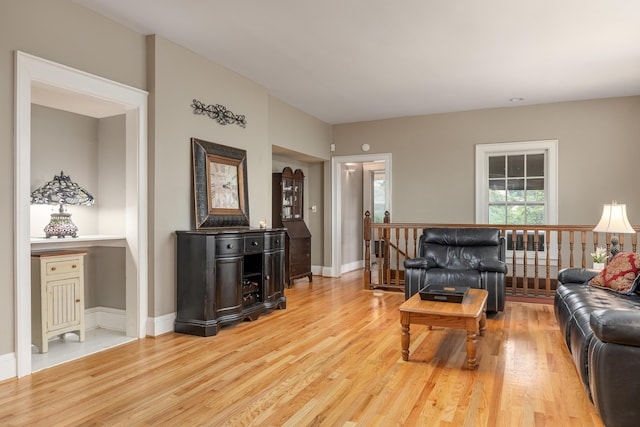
<box><xmin>30</xmin><ymin>235</ymin><xmax>126</xmax><ymax>251</ymax></box>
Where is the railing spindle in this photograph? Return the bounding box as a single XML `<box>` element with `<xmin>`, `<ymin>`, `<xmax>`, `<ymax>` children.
<box><xmin>557</xmin><ymin>231</ymin><xmax>563</xmax><ymax>272</ymax></box>
<box><xmin>533</xmin><ymin>228</ymin><xmax>539</xmax><ymax>295</ymax></box>
<box><xmin>569</xmin><ymin>231</ymin><xmax>575</xmax><ymax>268</ymax></box>
<box><xmin>545</xmin><ymin>230</ymin><xmax>551</xmax><ymax>297</ymax></box>
<box><xmin>581</xmin><ymin>231</ymin><xmax>587</xmax><ymax>268</ymax></box>
<box><xmin>377</xmin><ymin>227</ymin><xmax>384</xmax><ymax>286</ymax></box>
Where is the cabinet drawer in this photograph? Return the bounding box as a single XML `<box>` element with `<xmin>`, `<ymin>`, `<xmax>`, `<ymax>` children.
<box><xmin>45</xmin><ymin>259</ymin><xmax>81</xmax><ymax>276</ymax></box>
<box><xmin>215</xmin><ymin>237</ymin><xmax>243</xmax><ymax>257</ymax></box>
<box><xmin>244</xmin><ymin>235</ymin><xmax>264</xmax><ymax>253</ymax></box>
<box><xmin>265</xmin><ymin>233</ymin><xmax>284</xmax><ymax>250</ymax></box>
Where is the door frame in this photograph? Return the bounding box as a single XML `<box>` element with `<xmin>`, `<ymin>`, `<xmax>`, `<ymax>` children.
<box><xmin>330</xmin><ymin>153</ymin><xmax>392</xmax><ymax>277</ymax></box>
<box><xmin>14</xmin><ymin>51</ymin><xmax>148</xmax><ymax>377</ymax></box>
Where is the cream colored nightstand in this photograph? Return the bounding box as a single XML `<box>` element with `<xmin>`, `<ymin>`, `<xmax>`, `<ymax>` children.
<box><xmin>31</xmin><ymin>250</ymin><xmax>87</xmax><ymax>353</ymax></box>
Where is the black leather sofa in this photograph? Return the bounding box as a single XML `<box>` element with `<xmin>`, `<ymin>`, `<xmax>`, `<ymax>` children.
<box><xmin>403</xmin><ymin>228</ymin><xmax>507</xmax><ymax>312</ymax></box>
<box><xmin>555</xmin><ymin>268</ymin><xmax>640</xmax><ymax>427</ymax></box>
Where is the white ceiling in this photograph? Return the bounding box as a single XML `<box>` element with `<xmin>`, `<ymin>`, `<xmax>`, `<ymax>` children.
<box><xmin>75</xmin><ymin>0</ymin><xmax>640</xmax><ymax>124</ymax></box>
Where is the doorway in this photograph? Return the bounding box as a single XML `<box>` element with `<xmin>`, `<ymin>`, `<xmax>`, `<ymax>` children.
<box><xmin>330</xmin><ymin>153</ymin><xmax>392</xmax><ymax>277</ymax></box>
<box><xmin>14</xmin><ymin>51</ymin><xmax>148</xmax><ymax>378</ymax></box>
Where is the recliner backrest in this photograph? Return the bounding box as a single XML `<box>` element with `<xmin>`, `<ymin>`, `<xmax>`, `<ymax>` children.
<box><xmin>419</xmin><ymin>228</ymin><xmax>504</xmax><ymax>269</ymax></box>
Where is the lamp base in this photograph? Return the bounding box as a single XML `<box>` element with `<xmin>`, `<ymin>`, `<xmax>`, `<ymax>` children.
<box><xmin>610</xmin><ymin>235</ymin><xmax>621</xmax><ymax>259</ymax></box>
<box><xmin>44</xmin><ymin>212</ymin><xmax>78</xmax><ymax>238</ymax></box>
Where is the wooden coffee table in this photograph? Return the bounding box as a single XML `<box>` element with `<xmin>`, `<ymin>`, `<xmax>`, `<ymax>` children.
<box><xmin>399</xmin><ymin>288</ymin><xmax>488</xmax><ymax>370</ymax></box>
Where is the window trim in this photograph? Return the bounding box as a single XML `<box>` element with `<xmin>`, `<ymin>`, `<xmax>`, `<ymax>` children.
<box><xmin>476</xmin><ymin>140</ymin><xmax>559</xmax><ymax>262</ymax></box>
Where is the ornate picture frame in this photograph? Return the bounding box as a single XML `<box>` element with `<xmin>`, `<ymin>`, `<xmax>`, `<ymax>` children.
<box><xmin>192</xmin><ymin>138</ymin><xmax>250</xmax><ymax>228</ymax></box>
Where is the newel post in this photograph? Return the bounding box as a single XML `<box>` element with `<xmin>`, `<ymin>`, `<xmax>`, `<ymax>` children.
<box><xmin>363</xmin><ymin>211</ymin><xmax>372</xmax><ymax>289</ymax></box>
<box><xmin>383</xmin><ymin>211</ymin><xmax>390</xmax><ymax>285</ymax></box>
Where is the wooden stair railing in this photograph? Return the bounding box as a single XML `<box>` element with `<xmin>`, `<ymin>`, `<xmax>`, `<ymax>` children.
<box><xmin>363</xmin><ymin>211</ymin><xmax>639</xmax><ymax>299</ymax></box>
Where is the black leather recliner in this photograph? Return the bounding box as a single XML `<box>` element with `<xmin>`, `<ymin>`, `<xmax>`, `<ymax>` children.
<box><xmin>403</xmin><ymin>227</ymin><xmax>507</xmax><ymax>312</ymax></box>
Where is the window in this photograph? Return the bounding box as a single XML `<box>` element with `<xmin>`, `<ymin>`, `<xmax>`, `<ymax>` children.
<box><xmin>488</xmin><ymin>152</ymin><xmax>545</xmax><ymax>225</ymax></box>
<box><xmin>476</xmin><ymin>140</ymin><xmax>558</xmax><ymax>259</ymax></box>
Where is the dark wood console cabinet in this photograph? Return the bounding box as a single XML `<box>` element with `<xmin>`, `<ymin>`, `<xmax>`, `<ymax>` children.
<box><xmin>273</xmin><ymin>167</ymin><xmax>312</xmax><ymax>287</ymax></box>
<box><xmin>175</xmin><ymin>229</ymin><xmax>286</xmax><ymax>336</ymax></box>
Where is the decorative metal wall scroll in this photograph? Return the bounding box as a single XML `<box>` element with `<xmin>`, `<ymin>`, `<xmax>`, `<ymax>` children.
<box><xmin>191</xmin><ymin>99</ymin><xmax>247</xmax><ymax>128</ymax></box>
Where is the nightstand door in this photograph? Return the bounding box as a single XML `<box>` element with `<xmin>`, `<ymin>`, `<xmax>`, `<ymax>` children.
<box><xmin>46</xmin><ymin>277</ymin><xmax>83</xmax><ymax>332</ymax></box>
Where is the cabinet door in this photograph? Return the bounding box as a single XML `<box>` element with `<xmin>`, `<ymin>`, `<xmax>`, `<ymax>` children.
<box><xmin>214</xmin><ymin>256</ymin><xmax>243</xmax><ymax>317</ymax></box>
<box><xmin>46</xmin><ymin>277</ymin><xmax>82</xmax><ymax>332</ymax></box>
<box><xmin>291</xmin><ymin>177</ymin><xmax>303</xmax><ymax>220</ymax></box>
<box><xmin>282</xmin><ymin>177</ymin><xmax>294</xmax><ymax>220</ymax></box>
<box><xmin>264</xmin><ymin>249</ymin><xmax>284</xmax><ymax>302</ymax></box>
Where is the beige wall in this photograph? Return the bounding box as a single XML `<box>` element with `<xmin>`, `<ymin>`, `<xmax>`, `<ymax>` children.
<box><xmin>272</xmin><ymin>155</ymin><xmax>325</xmax><ymax>267</ymax></box>
<box><xmin>307</xmin><ymin>162</ymin><xmax>325</xmax><ymax>267</ymax></box>
<box><xmin>333</xmin><ymin>97</ymin><xmax>640</xmax><ymax>226</ymax></box>
<box><xmin>98</xmin><ymin>114</ymin><xmax>127</xmax><ymax>235</ymax></box>
<box><xmin>30</xmin><ymin>106</ymin><xmax>127</xmax><ymax>311</ymax></box>
<box><xmin>1</xmin><ymin>1</ymin><xmax>331</xmax><ymax>363</ymax></box>
<box><xmin>148</xmin><ymin>35</ymin><xmax>332</xmax><ymax>317</ymax></box>
<box><xmin>30</xmin><ymin>106</ymin><xmax>100</xmax><ymax>235</ymax></box>
<box><xmin>148</xmin><ymin>34</ymin><xmax>271</xmax><ymax>316</ymax></box>
<box><xmin>3</xmin><ymin>0</ymin><xmax>637</xmax><ymax>370</ymax></box>
<box><xmin>269</xmin><ymin>97</ymin><xmax>331</xmax><ymax>268</ymax></box>
<box><xmin>340</xmin><ymin>164</ymin><xmax>363</xmax><ymax>268</ymax></box>
<box><xmin>0</xmin><ymin>0</ymin><xmax>146</xmax><ymax>356</ymax></box>
<box><xmin>269</xmin><ymin>96</ymin><xmax>332</xmax><ymax>160</ymax></box>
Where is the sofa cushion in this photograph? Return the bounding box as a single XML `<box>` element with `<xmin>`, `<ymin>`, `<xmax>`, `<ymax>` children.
<box><xmin>589</xmin><ymin>252</ymin><xmax>640</xmax><ymax>294</ymax></box>
<box><xmin>590</xmin><ymin>309</ymin><xmax>640</xmax><ymax>346</ymax></box>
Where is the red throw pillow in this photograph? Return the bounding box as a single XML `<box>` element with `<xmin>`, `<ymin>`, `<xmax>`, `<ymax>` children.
<box><xmin>589</xmin><ymin>252</ymin><xmax>640</xmax><ymax>294</ymax></box>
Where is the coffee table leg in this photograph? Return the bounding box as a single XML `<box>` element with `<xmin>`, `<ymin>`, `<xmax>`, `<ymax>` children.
<box><xmin>466</xmin><ymin>330</ymin><xmax>478</xmax><ymax>369</ymax></box>
<box><xmin>401</xmin><ymin>322</ymin><xmax>410</xmax><ymax>361</ymax></box>
<box><xmin>479</xmin><ymin>310</ymin><xmax>487</xmax><ymax>337</ymax></box>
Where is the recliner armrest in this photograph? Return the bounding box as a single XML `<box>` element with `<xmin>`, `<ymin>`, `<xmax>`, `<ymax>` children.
<box><xmin>478</xmin><ymin>259</ymin><xmax>507</xmax><ymax>273</ymax></box>
<box><xmin>404</xmin><ymin>257</ymin><xmax>436</xmax><ymax>269</ymax></box>
<box><xmin>558</xmin><ymin>268</ymin><xmax>598</xmax><ymax>284</ymax></box>
<box><xmin>590</xmin><ymin>309</ymin><xmax>640</xmax><ymax>347</ymax></box>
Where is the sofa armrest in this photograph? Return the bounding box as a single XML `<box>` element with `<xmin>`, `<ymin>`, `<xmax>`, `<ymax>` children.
<box><xmin>478</xmin><ymin>259</ymin><xmax>507</xmax><ymax>274</ymax></box>
<box><xmin>557</xmin><ymin>268</ymin><xmax>598</xmax><ymax>284</ymax></box>
<box><xmin>590</xmin><ymin>309</ymin><xmax>640</xmax><ymax>347</ymax></box>
<box><xmin>404</xmin><ymin>257</ymin><xmax>437</xmax><ymax>269</ymax></box>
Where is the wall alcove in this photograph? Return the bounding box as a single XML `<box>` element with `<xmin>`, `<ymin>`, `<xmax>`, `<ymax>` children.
<box><xmin>14</xmin><ymin>51</ymin><xmax>148</xmax><ymax>378</ymax></box>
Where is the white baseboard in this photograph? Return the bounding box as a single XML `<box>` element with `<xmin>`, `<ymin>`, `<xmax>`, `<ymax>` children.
<box><xmin>322</xmin><ymin>266</ymin><xmax>338</xmax><ymax>277</ymax></box>
<box><xmin>85</xmin><ymin>307</ymin><xmax>126</xmax><ymax>332</ymax></box>
<box><xmin>319</xmin><ymin>261</ymin><xmax>365</xmax><ymax>278</ymax></box>
<box><xmin>146</xmin><ymin>312</ymin><xmax>176</xmax><ymax>337</ymax></box>
<box><xmin>341</xmin><ymin>260</ymin><xmax>364</xmax><ymax>274</ymax></box>
<box><xmin>311</xmin><ymin>265</ymin><xmax>323</xmax><ymax>276</ymax></box>
<box><xmin>0</xmin><ymin>352</ymin><xmax>16</xmax><ymax>382</ymax></box>
<box><xmin>85</xmin><ymin>308</ymin><xmax>175</xmax><ymax>336</ymax></box>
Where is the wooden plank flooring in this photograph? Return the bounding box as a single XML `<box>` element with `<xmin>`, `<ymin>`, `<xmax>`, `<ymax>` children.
<box><xmin>0</xmin><ymin>270</ymin><xmax>604</xmax><ymax>426</ymax></box>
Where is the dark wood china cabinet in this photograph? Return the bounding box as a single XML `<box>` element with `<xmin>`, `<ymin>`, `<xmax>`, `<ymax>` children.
<box><xmin>272</xmin><ymin>167</ymin><xmax>312</xmax><ymax>287</ymax></box>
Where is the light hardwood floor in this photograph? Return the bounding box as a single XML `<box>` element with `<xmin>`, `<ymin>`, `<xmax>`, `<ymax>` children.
<box><xmin>0</xmin><ymin>270</ymin><xmax>604</xmax><ymax>426</ymax></box>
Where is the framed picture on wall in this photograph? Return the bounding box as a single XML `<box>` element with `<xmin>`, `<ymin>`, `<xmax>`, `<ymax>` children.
<box><xmin>191</xmin><ymin>137</ymin><xmax>250</xmax><ymax>228</ymax></box>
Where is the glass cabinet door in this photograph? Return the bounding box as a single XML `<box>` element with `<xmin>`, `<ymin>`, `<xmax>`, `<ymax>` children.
<box><xmin>282</xmin><ymin>178</ymin><xmax>294</xmax><ymax>220</ymax></box>
<box><xmin>292</xmin><ymin>179</ymin><xmax>301</xmax><ymax>219</ymax></box>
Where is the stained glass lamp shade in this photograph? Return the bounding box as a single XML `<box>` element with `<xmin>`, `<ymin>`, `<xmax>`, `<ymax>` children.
<box><xmin>30</xmin><ymin>171</ymin><xmax>94</xmax><ymax>238</ymax></box>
